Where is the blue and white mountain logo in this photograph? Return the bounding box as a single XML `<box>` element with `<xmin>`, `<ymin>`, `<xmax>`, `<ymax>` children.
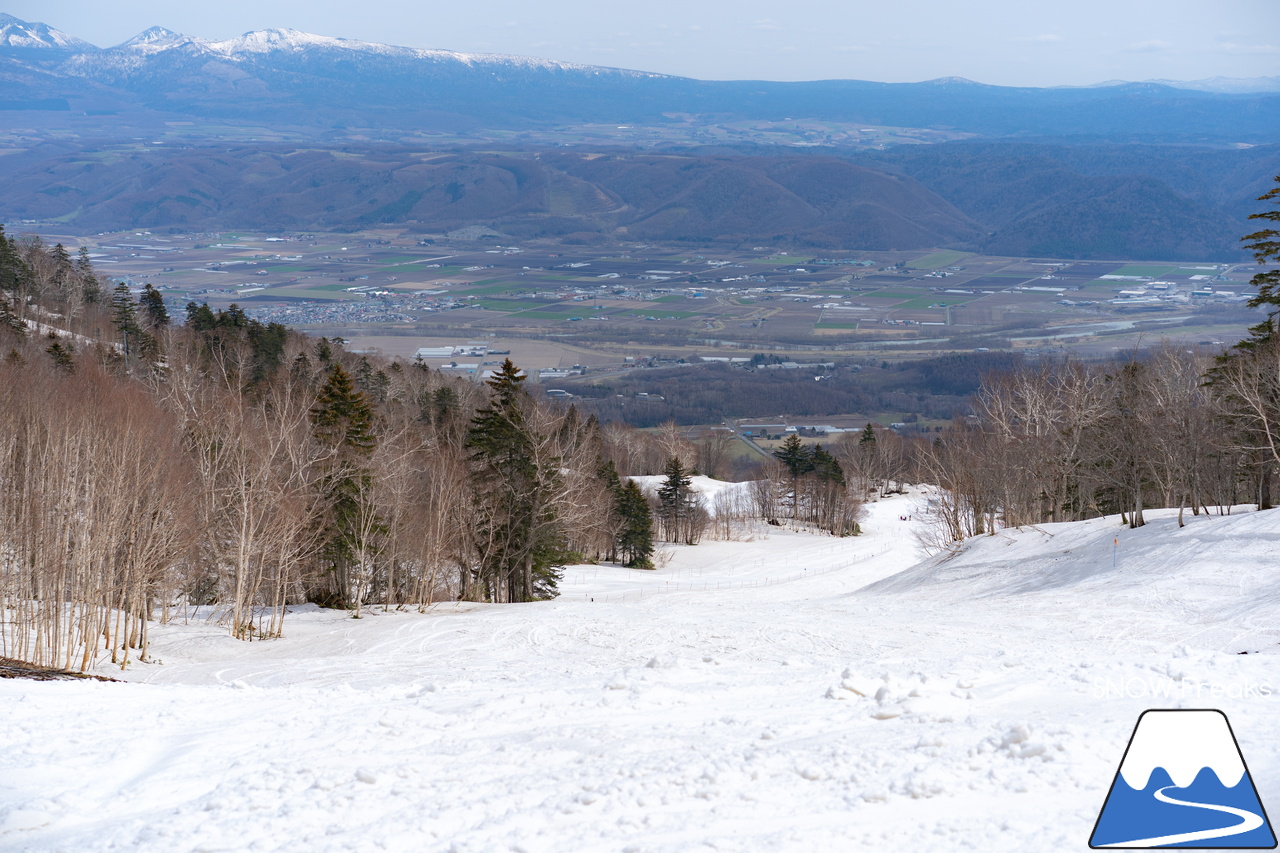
<box><xmin>1090</xmin><ymin>709</ymin><xmax>1276</xmax><ymax>848</ymax></box>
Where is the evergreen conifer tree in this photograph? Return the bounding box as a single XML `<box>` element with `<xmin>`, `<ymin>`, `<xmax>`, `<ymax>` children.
<box><xmin>811</xmin><ymin>444</ymin><xmax>845</xmax><ymax>487</ymax></box>
<box><xmin>0</xmin><ymin>225</ymin><xmax>31</xmax><ymax>294</ymax></box>
<box><xmin>140</xmin><ymin>284</ymin><xmax>170</xmax><ymax>329</ymax></box>
<box><xmin>75</xmin><ymin>247</ymin><xmax>100</xmax><ymax>303</ymax></box>
<box><xmin>46</xmin><ymin>336</ymin><xmax>74</xmax><ymax>372</ymax></box>
<box><xmin>110</xmin><ymin>283</ymin><xmax>140</xmax><ymax>342</ymax></box>
<box><xmin>466</xmin><ymin>359</ymin><xmax>564</xmax><ymax>602</ymax></box>
<box><xmin>0</xmin><ymin>293</ymin><xmax>25</xmax><ymax>339</ymax></box>
<box><xmin>311</xmin><ymin>363</ymin><xmax>380</xmax><ymax>607</ymax></box>
<box><xmin>656</xmin><ymin>455</ymin><xmax>696</xmax><ymax>544</ymax></box>
<box><xmin>773</xmin><ymin>433</ymin><xmax>812</xmax><ymax>518</ymax></box>
<box><xmin>1242</xmin><ymin>176</ymin><xmax>1280</xmax><ymax>316</ymax></box>
<box><xmin>616</xmin><ymin>479</ymin><xmax>655</xmax><ymax>569</ymax></box>
<box><xmin>1206</xmin><ymin>175</ymin><xmax>1280</xmax><ymax>480</ymax></box>
<box><xmin>773</xmin><ymin>433</ymin><xmax>813</xmax><ymax>477</ymax></box>
<box><xmin>184</xmin><ymin>301</ymin><xmax>217</xmax><ymax>331</ymax></box>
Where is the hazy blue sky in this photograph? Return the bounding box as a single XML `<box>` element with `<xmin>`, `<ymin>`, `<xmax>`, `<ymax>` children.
<box><xmin>9</xmin><ymin>0</ymin><xmax>1279</xmax><ymax>86</ymax></box>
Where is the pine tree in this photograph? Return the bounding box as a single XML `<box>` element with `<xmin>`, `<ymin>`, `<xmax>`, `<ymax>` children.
<box><xmin>184</xmin><ymin>301</ymin><xmax>217</xmax><ymax>331</ymax></box>
<box><xmin>218</xmin><ymin>303</ymin><xmax>249</xmax><ymax>329</ymax></box>
<box><xmin>311</xmin><ymin>364</ymin><xmax>380</xmax><ymax>607</ymax></box>
<box><xmin>0</xmin><ymin>225</ymin><xmax>31</xmax><ymax>294</ymax></box>
<box><xmin>291</xmin><ymin>351</ymin><xmax>314</xmax><ymax>384</ymax></box>
<box><xmin>50</xmin><ymin>243</ymin><xmax>72</xmax><ymax>298</ymax></box>
<box><xmin>75</xmin><ymin>247</ymin><xmax>100</xmax><ymax>303</ymax></box>
<box><xmin>656</xmin><ymin>455</ymin><xmax>697</xmax><ymax>544</ymax></box>
<box><xmin>811</xmin><ymin>444</ymin><xmax>845</xmax><ymax>487</ymax></box>
<box><xmin>466</xmin><ymin>359</ymin><xmax>564</xmax><ymax>602</ymax></box>
<box><xmin>773</xmin><ymin>433</ymin><xmax>812</xmax><ymax>478</ymax></box>
<box><xmin>859</xmin><ymin>423</ymin><xmax>877</xmax><ymax>446</ymax></box>
<box><xmin>355</xmin><ymin>356</ymin><xmax>390</xmax><ymax>403</ymax></box>
<box><xmin>0</xmin><ymin>293</ymin><xmax>25</xmax><ymax>339</ymax></box>
<box><xmin>245</xmin><ymin>320</ymin><xmax>288</xmax><ymax>387</ymax></box>
<box><xmin>110</xmin><ymin>283</ymin><xmax>140</xmax><ymax>336</ymax></box>
<box><xmin>109</xmin><ymin>282</ymin><xmax>152</xmax><ymax>363</ymax></box>
<box><xmin>45</xmin><ymin>335</ymin><xmax>74</xmax><ymax>373</ymax></box>
<box><xmin>616</xmin><ymin>479</ymin><xmax>655</xmax><ymax>569</ymax></box>
<box><xmin>773</xmin><ymin>433</ymin><xmax>811</xmax><ymax>518</ymax></box>
<box><xmin>312</xmin><ymin>363</ymin><xmax>377</xmax><ymax>452</ymax></box>
<box><xmin>1243</xmin><ymin>175</ymin><xmax>1280</xmax><ymax>315</ymax></box>
<box><xmin>139</xmin><ymin>284</ymin><xmax>170</xmax><ymax>329</ymax></box>
<box><xmin>1205</xmin><ymin>175</ymin><xmax>1280</xmax><ymax>479</ymax></box>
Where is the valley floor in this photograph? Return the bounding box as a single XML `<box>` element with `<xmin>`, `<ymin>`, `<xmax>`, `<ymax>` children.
<box><xmin>3</xmin><ymin>494</ymin><xmax>1279</xmax><ymax>852</ymax></box>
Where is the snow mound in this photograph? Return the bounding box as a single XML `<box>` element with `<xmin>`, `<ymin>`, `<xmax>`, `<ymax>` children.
<box><xmin>868</xmin><ymin>508</ymin><xmax>1280</xmax><ymax>607</ymax></box>
<box><xmin>626</xmin><ymin>474</ymin><xmax>756</xmax><ymax>515</ymax></box>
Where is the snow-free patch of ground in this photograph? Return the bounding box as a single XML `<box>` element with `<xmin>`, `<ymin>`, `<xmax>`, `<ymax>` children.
<box><xmin>3</xmin><ymin>492</ymin><xmax>1279</xmax><ymax>852</ymax></box>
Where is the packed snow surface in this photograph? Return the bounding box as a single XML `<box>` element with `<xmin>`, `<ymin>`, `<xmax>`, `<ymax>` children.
<box><xmin>4</xmin><ymin>492</ymin><xmax>1279</xmax><ymax>852</ymax></box>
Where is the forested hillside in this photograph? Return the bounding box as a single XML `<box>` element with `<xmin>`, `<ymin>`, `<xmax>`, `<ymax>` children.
<box><xmin>0</xmin><ymin>145</ymin><xmax>982</xmax><ymax>251</ymax></box>
<box><xmin>853</xmin><ymin>141</ymin><xmax>1280</xmax><ymax>260</ymax></box>
<box><xmin>4</xmin><ymin>139</ymin><xmax>1274</xmax><ymax>259</ymax></box>
<box><xmin>0</xmin><ymin>228</ymin><xmax>866</xmax><ymax>671</ymax></box>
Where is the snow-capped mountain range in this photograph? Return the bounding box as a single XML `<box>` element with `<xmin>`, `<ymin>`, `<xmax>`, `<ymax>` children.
<box><xmin>1</xmin><ymin>13</ymin><xmax>661</xmax><ymax>78</ymax></box>
<box><xmin>3</xmin><ymin>12</ymin><xmax>1273</xmax><ymax>92</ymax></box>
<box><xmin>0</xmin><ymin>12</ymin><xmax>1277</xmax><ymax>143</ymax></box>
<box><xmin>0</xmin><ymin>12</ymin><xmax>94</xmax><ymax>54</ymax></box>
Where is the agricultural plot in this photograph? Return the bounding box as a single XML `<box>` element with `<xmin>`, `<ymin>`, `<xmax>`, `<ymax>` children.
<box><xmin>910</xmin><ymin>250</ymin><xmax>972</xmax><ymax>269</ymax></box>
<box><xmin>1111</xmin><ymin>264</ymin><xmax>1180</xmax><ymax>277</ymax></box>
<box><xmin>48</xmin><ymin>228</ymin><xmax>1261</xmax><ymax>363</ymax></box>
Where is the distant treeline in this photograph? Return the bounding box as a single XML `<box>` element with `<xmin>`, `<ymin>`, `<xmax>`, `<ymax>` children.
<box><xmin>560</xmin><ymin>352</ymin><xmax>1023</xmax><ymax>428</ymax></box>
<box><xmin>916</xmin><ymin>343</ymin><xmax>1280</xmax><ymax>547</ymax></box>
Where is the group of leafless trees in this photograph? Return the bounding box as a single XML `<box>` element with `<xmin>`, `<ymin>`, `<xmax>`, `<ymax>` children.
<box><xmin>913</xmin><ymin>342</ymin><xmax>1279</xmax><ymax>546</ymax></box>
<box><xmin>0</xmin><ymin>233</ymin><xmax>768</xmax><ymax>670</ymax></box>
<box><xmin>916</xmin><ymin>177</ymin><xmax>1280</xmax><ymax>545</ymax></box>
<box><xmin>0</xmin><ymin>226</ymin><xmax>875</xmax><ymax>672</ymax></box>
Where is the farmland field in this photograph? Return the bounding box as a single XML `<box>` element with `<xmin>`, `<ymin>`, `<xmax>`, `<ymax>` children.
<box><xmin>911</xmin><ymin>250</ymin><xmax>973</xmax><ymax>269</ymax></box>
<box><xmin>38</xmin><ymin>229</ymin><xmax>1258</xmax><ymax>375</ymax></box>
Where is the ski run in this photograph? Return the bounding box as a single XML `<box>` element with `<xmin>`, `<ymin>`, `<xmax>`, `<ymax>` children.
<box><xmin>3</xmin><ymin>489</ymin><xmax>1279</xmax><ymax>852</ymax></box>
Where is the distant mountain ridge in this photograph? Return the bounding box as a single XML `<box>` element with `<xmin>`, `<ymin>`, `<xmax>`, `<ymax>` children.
<box><xmin>0</xmin><ymin>13</ymin><xmax>1277</xmax><ymax>142</ymax></box>
<box><xmin>0</xmin><ymin>145</ymin><xmax>986</xmax><ymax>250</ymax></box>
<box><xmin>0</xmin><ymin>12</ymin><xmax>96</xmax><ymax>58</ymax></box>
<box><xmin>2</xmin><ymin>12</ymin><xmax>1277</xmax><ymax>259</ymax></box>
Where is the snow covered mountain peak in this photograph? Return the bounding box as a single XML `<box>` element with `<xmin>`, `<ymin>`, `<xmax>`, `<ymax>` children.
<box><xmin>210</xmin><ymin>27</ymin><xmax>350</xmax><ymax>54</ymax></box>
<box><xmin>0</xmin><ymin>12</ymin><xmax>97</xmax><ymax>52</ymax></box>
<box><xmin>925</xmin><ymin>76</ymin><xmax>981</xmax><ymax>86</ymax></box>
<box><xmin>117</xmin><ymin>26</ymin><xmax>200</xmax><ymax>53</ymax></box>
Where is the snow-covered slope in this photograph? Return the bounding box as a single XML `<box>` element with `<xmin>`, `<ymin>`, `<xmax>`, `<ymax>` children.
<box><xmin>113</xmin><ymin>26</ymin><xmax>202</xmax><ymax>56</ymax></box>
<box><xmin>3</xmin><ymin>495</ymin><xmax>1278</xmax><ymax>851</ymax></box>
<box><xmin>627</xmin><ymin>473</ymin><xmax>756</xmax><ymax>514</ymax></box>
<box><xmin>0</xmin><ymin>13</ymin><xmax>97</xmax><ymax>56</ymax></box>
<box><xmin>60</xmin><ymin>22</ymin><xmax>667</xmax><ymax>81</ymax></box>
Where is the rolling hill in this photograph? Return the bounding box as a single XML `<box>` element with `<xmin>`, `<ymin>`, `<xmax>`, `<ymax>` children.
<box><xmin>0</xmin><ymin>145</ymin><xmax>986</xmax><ymax>250</ymax></box>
